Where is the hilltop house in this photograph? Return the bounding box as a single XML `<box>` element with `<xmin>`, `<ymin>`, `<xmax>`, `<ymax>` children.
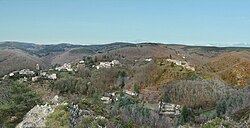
<box><xmin>19</xmin><ymin>69</ymin><xmax>35</xmax><ymax>76</ymax></box>
<box><xmin>9</xmin><ymin>69</ymin><xmax>35</xmax><ymax>79</ymax></box>
<box><xmin>166</xmin><ymin>59</ymin><xmax>182</xmax><ymax>66</ymax></box>
<box><xmin>39</xmin><ymin>72</ymin><xmax>57</xmax><ymax>80</ymax></box>
<box><xmin>47</xmin><ymin>73</ymin><xmax>57</xmax><ymax>80</ymax></box>
<box><xmin>96</xmin><ymin>60</ymin><xmax>120</xmax><ymax>69</ymax></box>
<box><xmin>96</xmin><ymin>62</ymin><xmax>111</xmax><ymax>69</ymax></box>
<box><xmin>55</xmin><ymin>63</ymin><xmax>73</xmax><ymax>72</ymax></box>
<box><xmin>111</xmin><ymin>60</ymin><xmax>120</xmax><ymax>65</ymax></box>
<box><xmin>166</xmin><ymin>59</ymin><xmax>195</xmax><ymax>71</ymax></box>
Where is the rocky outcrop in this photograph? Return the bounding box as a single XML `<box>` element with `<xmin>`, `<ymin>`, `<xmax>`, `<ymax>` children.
<box><xmin>16</xmin><ymin>95</ymin><xmax>60</xmax><ymax>128</ymax></box>
<box><xmin>16</xmin><ymin>94</ymin><xmax>98</xmax><ymax>128</ymax></box>
<box><xmin>16</xmin><ymin>104</ymin><xmax>56</xmax><ymax>128</ymax></box>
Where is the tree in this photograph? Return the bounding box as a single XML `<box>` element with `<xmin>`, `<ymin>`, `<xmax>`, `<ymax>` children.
<box><xmin>94</xmin><ymin>56</ymin><xmax>98</xmax><ymax>62</ymax></box>
<box><xmin>162</xmin><ymin>93</ymin><xmax>171</xmax><ymax>103</ymax></box>
<box><xmin>171</xmin><ymin>62</ymin><xmax>175</xmax><ymax>67</ymax></box>
<box><xmin>179</xmin><ymin>106</ymin><xmax>190</xmax><ymax>124</ymax></box>
<box><xmin>119</xmin><ymin>78</ymin><xmax>125</xmax><ymax>90</ymax></box>
<box><xmin>85</xmin><ymin>56</ymin><xmax>94</xmax><ymax>68</ymax></box>
<box><xmin>134</xmin><ymin>83</ymin><xmax>139</xmax><ymax>94</ymax></box>
<box><xmin>79</xmin><ymin>67</ymin><xmax>91</xmax><ymax>78</ymax></box>
<box><xmin>119</xmin><ymin>71</ymin><xmax>127</xmax><ymax>78</ymax></box>
<box><xmin>116</xmin><ymin>95</ymin><xmax>137</xmax><ymax>108</ymax></box>
<box><xmin>216</xmin><ymin>101</ymin><xmax>226</xmax><ymax>117</ymax></box>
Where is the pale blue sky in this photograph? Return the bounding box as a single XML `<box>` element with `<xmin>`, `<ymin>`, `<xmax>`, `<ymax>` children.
<box><xmin>0</xmin><ymin>0</ymin><xmax>250</xmax><ymax>46</ymax></box>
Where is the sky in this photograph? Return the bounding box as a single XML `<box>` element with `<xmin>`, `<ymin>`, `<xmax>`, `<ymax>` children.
<box><xmin>0</xmin><ymin>0</ymin><xmax>250</xmax><ymax>46</ymax></box>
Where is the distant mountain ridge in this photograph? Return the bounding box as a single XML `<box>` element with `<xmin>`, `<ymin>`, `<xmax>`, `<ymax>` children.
<box><xmin>230</xmin><ymin>43</ymin><xmax>250</xmax><ymax>47</ymax></box>
<box><xmin>0</xmin><ymin>41</ymin><xmax>136</xmax><ymax>56</ymax></box>
<box><xmin>0</xmin><ymin>41</ymin><xmax>84</xmax><ymax>57</ymax></box>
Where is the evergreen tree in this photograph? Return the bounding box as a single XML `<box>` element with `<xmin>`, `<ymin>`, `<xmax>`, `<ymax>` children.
<box><xmin>119</xmin><ymin>79</ymin><xmax>125</xmax><ymax>89</ymax></box>
<box><xmin>216</xmin><ymin>101</ymin><xmax>226</xmax><ymax>117</ymax></box>
<box><xmin>134</xmin><ymin>83</ymin><xmax>139</xmax><ymax>94</ymax></box>
<box><xmin>179</xmin><ymin>106</ymin><xmax>190</xmax><ymax>124</ymax></box>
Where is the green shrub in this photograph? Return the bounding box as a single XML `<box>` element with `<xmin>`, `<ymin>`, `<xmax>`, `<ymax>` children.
<box><xmin>46</xmin><ymin>105</ymin><xmax>71</xmax><ymax>128</ymax></box>
<box><xmin>116</xmin><ymin>95</ymin><xmax>137</xmax><ymax>108</ymax></box>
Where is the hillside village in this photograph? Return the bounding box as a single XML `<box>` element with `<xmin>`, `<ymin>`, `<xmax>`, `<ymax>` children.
<box><xmin>0</xmin><ymin>42</ymin><xmax>249</xmax><ymax>128</ymax></box>
<box><xmin>0</xmin><ymin>54</ymin><xmax>189</xmax><ymax>127</ymax></box>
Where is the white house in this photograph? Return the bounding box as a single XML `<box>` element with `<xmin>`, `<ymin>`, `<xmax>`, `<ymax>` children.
<box><xmin>111</xmin><ymin>60</ymin><xmax>120</xmax><ymax>65</ymax></box>
<box><xmin>32</xmin><ymin>76</ymin><xmax>40</xmax><ymax>82</ymax></box>
<box><xmin>124</xmin><ymin>90</ymin><xmax>137</xmax><ymax>96</ymax></box>
<box><xmin>159</xmin><ymin>102</ymin><xmax>181</xmax><ymax>116</ymax></box>
<box><xmin>96</xmin><ymin>60</ymin><xmax>120</xmax><ymax>70</ymax></box>
<box><xmin>96</xmin><ymin>62</ymin><xmax>111</xmax><ymax>69</ymax></box>
<box><xmin>47</xmin><ymin>74</ymin><xmax>57</xmax><ymax>80</ymax></box>
<box><xmin>40</xmin><ymin>72</ymin><xmax>47</xmax><ymax>77</ymax></box>
<box><xmin>55</xmin><ymin>63</ymin><xmax>73</xmax><ymax>72</ymax></box>
<box><xmin>18</xmin><ymin>77</ymin><xmax>28</xmax><ymax>82</ymax></box>
<box><xmin>101</xmin><ymin>96</ymin><xmax>112</xmax><ymax>104</ymax></box>
<box><xmin>166</xmin><ymin>59</ymin><xmax>195</xmax><ymax>71</ymax></box>
<box><xmin>145</xmin><ymin>58</ymin><xmax>153</xmax><ymax>62</ymax></box>
<box><xmin>9</xmin><ymin>72</ymin><xmax>15</xmax><ymax>77</ymax></box>
<box><xmin>79</xmin><ymin>60</ymin><xmax>85</xmax><ymax>64</ymax></box>
<box><xmin>19</xmin><ymin>69</ymin><xmax>35</xmax><ymax>75</ymax></box>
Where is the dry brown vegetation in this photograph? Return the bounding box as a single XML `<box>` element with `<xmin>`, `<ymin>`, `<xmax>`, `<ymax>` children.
<box><xmin>0</xmin><ymin>49</ymin><xmax>47</xmax><ymax>76</ymax></box>
<box><xmin>162</xmin><ymin>79</ymin><xmax>250</xmax><ymax>115</ymax></box>
<box><xmin>50</xmin><ymin>50</ymin><xmax>86</xmax><ymax>65</ymax></box>
<box><xmin>162</xmin><ymin>80</ymin><xmax>229</xmax><ymax>109</ymax></box>
<box><xmin>206</xmin><ymin>52</ymin><xmax>250</xmax><ymax>87</ymax></box>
